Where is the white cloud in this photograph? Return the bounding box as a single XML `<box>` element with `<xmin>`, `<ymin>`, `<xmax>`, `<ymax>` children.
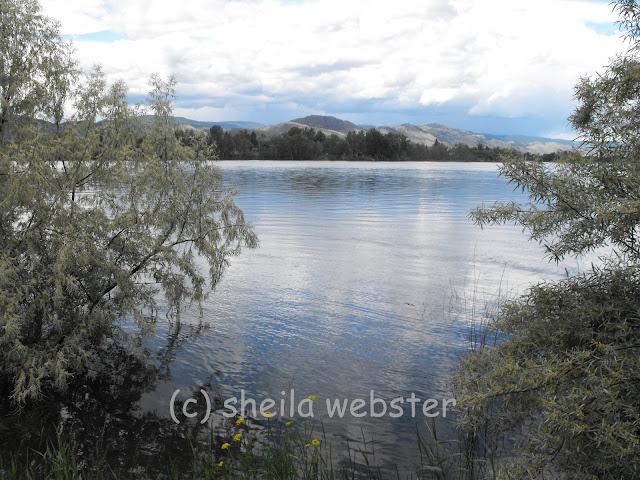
<box><xmin>39</xmin><ymin>0</ymin><xmax>624</xmax><ymax>132</ymax></box>
<box><xmin>420</xmin><ymin>87</ymin><xmax>461</xmax><ymax>105</ymax></box>
<box><xmin>47</xmin><ymin>0</ymin><xmax>110</xmax><ymax>35</ymax></box>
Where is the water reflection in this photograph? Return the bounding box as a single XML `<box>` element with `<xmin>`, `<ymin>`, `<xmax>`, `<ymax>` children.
<box><xmin>0</xmin><ymin>323</ymin><xmax>223</xmax><ymax>477</ymax></box>
<box><xmin>1</xmin><ymin>161</ymin><xmax>584</xmax><ymax>476</ymax></box>
<box><xmin>136</xmin><ymin>161</ymin><xmax>576</xmax><ymax>471</ymax></box>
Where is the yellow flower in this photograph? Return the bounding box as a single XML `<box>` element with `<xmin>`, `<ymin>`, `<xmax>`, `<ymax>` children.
<box><xmin>234</xmin><ymin>433</ymin><xmax>242</xmax><ymax>441</ymax></box>
<box><xmin>285</xmin><ymin>421</ymin><xmax>291</xmax><ymax>426</ymax></box>
<box><xmin>312</xmin><ymin>439</ymin><xmax>320</xmax><ymax>446</ymax></box>
<box><xmin>305</xmin><ymin>444</ymin><xmax>310</xmax><ymax>448</ymax></box>
<box><xmin>221</xmin><ymin>443</ymin><xmax>231</xmax><ymax>450</ymax></box>
<box><xmin>264</xmin><ymin>411</ymin><xmax>274</xmax><ymax>417</ymax></box>
<box><xmin>308</xmin><ymin>395</ymin><xmax>316</xmax><ymax>401</ymax></box>
<box><xmin>236</xmin><ymin>418</ymin><xmax>245</xmax><ymax>425</ymax></box>
<box><xmin>218</xmin><ymin>461</ymin><xmax>224</xmax><ymax>467</ymax></box>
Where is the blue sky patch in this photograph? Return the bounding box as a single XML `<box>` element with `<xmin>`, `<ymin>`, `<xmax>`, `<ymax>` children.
<box><xmin>586</xmin><ymin>21</ymin><xmax>619</xmax><ymax>36</ymax></box>
<box><xmin>71</xmin><ymin>30</ymin><xmax>128</xmax><ymax>42</ymax></box>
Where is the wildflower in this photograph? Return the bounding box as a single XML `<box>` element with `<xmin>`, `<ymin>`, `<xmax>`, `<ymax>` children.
<box><xmin>236</xmin><ymin>418</ymin><xmax>245</xmax><ymax>425</ymax></box>
<box><xmin>264</xmin><ymin>411</ymin><xmax>274</xmax><ymax>417</ymax></box>
<box><xmin>234</xmin><ymin>433</ymin><xmax>242</xmax><ymax>441</ymax></box>
<box><xmin>286</xmin><ymin>421</ymin><xmax>292</xmax><ymax>426</ymax></box>
<box><xmin>218</xmin><ymin>461</ymin><xmax>224</xmax><ymax>467</ymax></box>
<box><xmin>221</xmin><ymin>443</ymin><xmax>231</xmax><ymax>450</ymax></box>
<box><xmin>308</xmin><ymin>395</ymin><xmax>316</xmax><ymax>401</ymax></box>
<box><xmin>305</xmin><ymin>444</ymin><xmax>310</xmax><ymax>448</ymax></box>
<box><xmin>312</xmin><ymin>439</ymin><xmax>320</xmax><ymax>446</ymax></box>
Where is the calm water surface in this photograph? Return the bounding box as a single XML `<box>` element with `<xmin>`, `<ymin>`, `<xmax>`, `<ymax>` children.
<box><xmin>139</xmin><ymin>161</ymin><xmax>580</xmax><ymax>470</ymax></box>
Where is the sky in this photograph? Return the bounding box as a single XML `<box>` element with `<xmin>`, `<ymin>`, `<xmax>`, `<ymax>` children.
<box><xmin>41</xmin><ymin>0</ymin><xmax>625</xmax><ymax>139</ymax></box>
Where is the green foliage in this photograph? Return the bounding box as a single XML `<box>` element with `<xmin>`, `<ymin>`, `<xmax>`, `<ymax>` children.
<box><xmin>0</xmin><ymin>1</ymin><xmax>257</xmax><ymax>405</ymax></box>
<box><xmin>568</xmin><ymin>0</ymin><xmax>640</xmax><ymax>159</ymax></box>
<box><xmin>0</xmin><ymin>0</ymin><xmax>77</xmax><ymax>133</ymax></box>
<box><xmin>471</xmin><ymin>156</ymin><xmax>640</xmax><ymax>263</ymax></box>
<box><xmin>455</xmin><ymin>267</ymin><xmax>640</xmax><ymax>478</ymax></box>
<box><xmin>0</xmin><ymin>417</ymin><xmax>465</xmax><ymax>479</ymax></box>
<box><xmin>456</xmin><ymin>1</ymin><xmax>640</xmax><ymax>478</ymax></box>
<box><xmin>208</xmin><ymin>125</ymin><xmax>506</xmax><ymax>162</ymax></box>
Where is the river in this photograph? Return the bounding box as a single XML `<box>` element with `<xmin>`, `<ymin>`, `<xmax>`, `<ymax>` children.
<box><xmin>136</xmin><ymin>161</ymin><xmax>581</xmax><ymax>471</ymax></box>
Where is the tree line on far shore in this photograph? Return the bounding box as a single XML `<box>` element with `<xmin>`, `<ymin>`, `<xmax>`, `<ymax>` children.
<box><xmin>192</xmin><ymin>124</ymin><xmax>561</xmax><ymax>162</ymax></box>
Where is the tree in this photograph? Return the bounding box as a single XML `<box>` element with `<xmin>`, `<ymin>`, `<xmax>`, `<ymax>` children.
<box><xmin>324</xmin><ymin>134</ymin><xmax>351</xmax><ymax>159</ymax></box>
<box><xmin>454</xmin><ymin>2</ymin><xmax>640</xmax><ymax>478</ymax></box>
<box><xmin>0</xmin><ymin>1</ymin><xmax>257</xmax><ymax>405</ymax></box>
<box><xmin>346</xmin><ymin>130</ymin><xmax>366</xmax><ymax>156</ymax></box>
<box><xmin>207</xmin><ymin>124</ymin><xmax>224</xmax><ymax>149</ymax></box>
<box><xmin>428</xmin><ymin>138</ymin><xmax>450</xmax><ymax>160</ymax></box>
<box><xmin>0</xmin><ymin>0</ymin><xmax>77</xmax><ymax>135</ymax></box>
<box><xmin>250</xmin><ymin>130</ymin><xmax>259</xmax><ymax>148</ymax></box>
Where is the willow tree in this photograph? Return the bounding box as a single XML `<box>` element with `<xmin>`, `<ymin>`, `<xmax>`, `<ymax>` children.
<box><xmin>453</xmin><ymin>2</ymin><xmax>640</xmax><ymax>479</ymax></box>
<box><xmin>0</xmin><ymin>0</ymin><xmax>77</xmax><ymax>134</ymax></box>
<box><xmin>0</xmin><ymin>0</ymin><xmax>257</xmax><ymax>405</ymax></box>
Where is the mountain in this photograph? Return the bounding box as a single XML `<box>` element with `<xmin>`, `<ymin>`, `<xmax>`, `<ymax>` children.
<box><xmin>291</xmin><ymin>115</ymin><xmax>363</xmax><ymax>134</ymax></box>
<box><xmin>171</xmin><ymin>117</ymin><xmax>266</xmax><ymax>131</ymax></box>
<box><xmin>253</xmin><ymin>120</ymin><xmax>357</xmax><ymax>140</ymax></box>
<box><xmin>171</xmin><ymin>115</ymin><xmax>576</xmax><ymax>154</ymax></box>
<box><xmin>34</xmin><ymin>114</ymin><xmax>574</xmax><ymax>154</ymax></box>
<box><xmin>482</xmin><ymin>132</ymin><xmax>575</xmax><ymax>146</ymax></box>
<box><xmin>375</xmin><ymin>123</ymin><xmax>575</xmax><ymax>154</ymax></box>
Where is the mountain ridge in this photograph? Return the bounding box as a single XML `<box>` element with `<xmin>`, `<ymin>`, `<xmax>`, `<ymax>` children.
<box><xmin>290</xmin><ymin>115</ymin><xmax>362</xmax><ymax>134</ymax></box>
<box><xmin>177</xmin><ymin>114</ymin><xmax>576</xmax><ymax>154</ymax></box>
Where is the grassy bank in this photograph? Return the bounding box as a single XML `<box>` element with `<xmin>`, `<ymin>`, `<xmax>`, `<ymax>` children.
<box><xmin>0</xmin><ymin>415</ymin><xmax>497</xmax><ymax>480</ymax></box>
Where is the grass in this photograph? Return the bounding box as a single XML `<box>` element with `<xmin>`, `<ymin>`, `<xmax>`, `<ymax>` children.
<box><xmin>1</xmin><ymin>272</ymin><xmax>507</xmax><ymax>480</ymax></box>
<box><xmin>0</xmin><ymin>413</ymin><xmax>502</xmax><ymax>480</ymax></box>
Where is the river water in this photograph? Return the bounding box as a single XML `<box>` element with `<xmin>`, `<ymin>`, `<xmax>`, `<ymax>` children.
<box><xmin>136</xmin><ymin>161</ymin><xmax>582</xmax><ymax>471</ymax></box>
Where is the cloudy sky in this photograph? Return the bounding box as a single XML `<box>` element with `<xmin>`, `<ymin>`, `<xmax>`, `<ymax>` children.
<box><xmin>41</xmin><ymin>0</ymin><xmax>624</xmax><ymax>138</ymax></box>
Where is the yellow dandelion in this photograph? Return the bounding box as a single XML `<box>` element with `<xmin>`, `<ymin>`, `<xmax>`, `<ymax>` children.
<box><xmin>312</xmin><ymin>439</ymin><xmax>320</xmax><ymax>446</ymax></box>
<box><xmin>286</xmin><ymin>421</ymin><xmax>292</xmax><ymax>426</ymax></box>
<box><xmin>264</xmin><ymin>411</ymin><xmax>274</xmax><ymax>417</ymax></box>
<box><xmin>308</xmin><ymin>395</ymin><xmax>316</xmax><ymax>401</ymax></box>
<box><xmin>221</xmin><ymin>443</ymin><xmax>231</xmax><ymax>450</ymax></box>
<box><xmin>236</xmin><ymin>418</ymin><xmax>245</xmax><ymax>425</ymax></box>
<box><xmin>218</xmin><ymin>461</ymin><xmax>224</xmax><ymax>467</ymax></box>
<box><xmin>305</xmin><ymin>444</ymin><xmax>310</xmax><ymax>448</ymax></box>
<box><xmin>234</xmin><ymin>433</ymin><xmax>242</xmax><ymax>441</ymax></box>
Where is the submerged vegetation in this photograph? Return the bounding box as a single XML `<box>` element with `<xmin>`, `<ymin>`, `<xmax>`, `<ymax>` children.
<box><xmin>2</xmin><ymin>0</ymin><xmax>640</xmax><ymax>478</ymax></box>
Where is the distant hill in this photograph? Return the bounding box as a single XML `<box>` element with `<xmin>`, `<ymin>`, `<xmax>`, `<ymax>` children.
<box><xmin>33</xmin><ymin>114</ymin><xmax>575</xmax><ymax>154</ymax></box>
<box><xmin>253</xmin><ymin>120</ymin><xmax>357</xmax><ymax>140</ymax></box>
<box><xmin>291</xmin><ymin>115</ymin><xmax>363</xmax><ymax>134</ymax></box>
<box><xmin>376</xmin><ymin>123</ymin><xmax>576</xmax><ymax>155</ymax></box>
<box><xmin>482</xmin><ymin>132</ymin><xmax>575</xmax><ymax>146</ymax></box>
<box><xmin>170</xmin><ymin>114</ymin><xmax>576</xmax><ymax>154</ymax></box>
<box><xmin>170</xmin><ymin>117</ymin><xmax>266</xmax><ymax>131</ymax></box>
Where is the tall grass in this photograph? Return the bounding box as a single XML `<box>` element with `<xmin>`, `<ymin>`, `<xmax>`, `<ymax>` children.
<box><xmin>1</xmin><ymin>270</ymin><xmax>508</xmax><ymax>479</ymax></box>
<box><xmin>1</xmin><ymin>413</ymin><xmax>502</xmax><ymax>479</ymax></box>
